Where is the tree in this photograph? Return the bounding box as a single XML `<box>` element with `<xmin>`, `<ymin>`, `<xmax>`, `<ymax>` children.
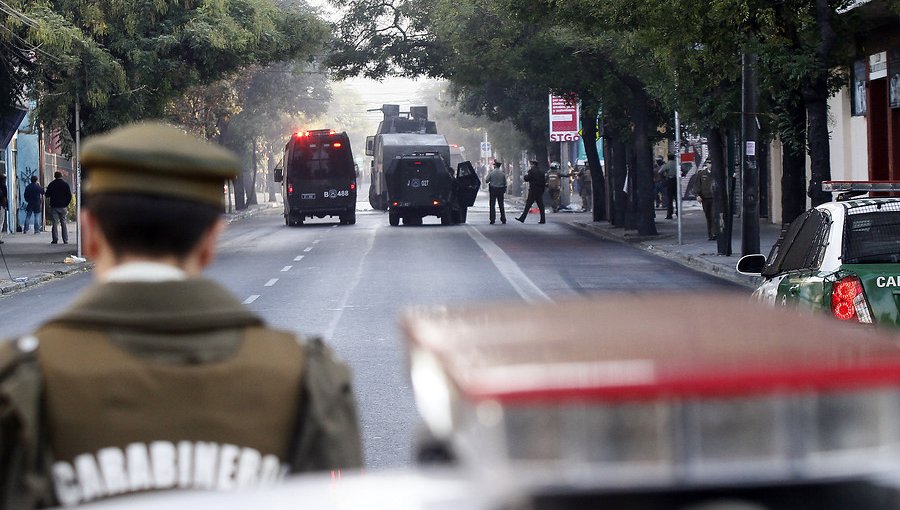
<box><xmin>3</xmin><ymin>0</ymin><xmax>328</xmax><ymax>149</ymax></box>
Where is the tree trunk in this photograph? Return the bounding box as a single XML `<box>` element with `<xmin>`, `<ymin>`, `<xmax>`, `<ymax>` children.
<box><xmin>805</xmin><ymin>81</ymin><xmax>831</xmax><ymax>206</ymax></box>
<box><xmin>580</xmin><ymin>100</ymin><xmax>606</xmax><ymax>221</ymax></box>
<box><xmin>629</xmin><ymin>88</ymin><xmax>657</xmax><ymax>236</ymax></box>
<box><xmin>247</xmin><ymin>140</ymin><xmax>259</xmax><ymax>206</ymax></box>
<box><xmin>781</xmin><ymin>96</ymin><xmax>807</xmax><ymax>225</ymax></box>
<box><xmin>805</xmin><ymin>0</ymin><xmax>836</xmax><ymax>207</ymax></box>
<box><xmin>709</xmin><ymin>127</ymin><xmax>731</xmax><ymax>256</ymax></box>
<box><xmin>267</xmin><ymin>148</ymin><xmax>277</xmax><ymax>203</ymax></box>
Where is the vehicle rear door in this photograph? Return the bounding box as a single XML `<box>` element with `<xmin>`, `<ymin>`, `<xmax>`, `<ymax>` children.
<box><xmin>455</xmin><ymin>162</ymin><xmax>480</xmax><ymax>207</ymax></box>
<box><xmin>838</xmin><ymin>206</ymin><xmax>900</xmax><ymax>327</ymax></box>
<box><xmin>288</xmin><ymin>136</ymin><xmax>354</xmax><ymax>208</ymax></box>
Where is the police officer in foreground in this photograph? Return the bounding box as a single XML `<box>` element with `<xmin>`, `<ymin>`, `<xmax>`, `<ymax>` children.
<box><xmin>0</xmin><ymin>122</ymin><xmax>363</xmax><ymax>509</ymax></box>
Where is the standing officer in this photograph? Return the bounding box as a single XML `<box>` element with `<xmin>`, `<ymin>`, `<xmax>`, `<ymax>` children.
<box><xmin>691</xmin><ymin>162</ymin><xmax>720</xmax><ymax>240</ymax></box>
<box><xmin>0</xmin><ymin>122</ymin><xmax>363</xmax><ymax>509</ymax></box>
<box><xmin>546</xmin><ymin>162</ymin><xmax>562</xmax><ymax>213</ymax></box>
<box><xmin>516</xmin><ymin>160</ymin><xmax>546</xmax><ymax>224</ymax></box>
<box><xmin>486</xmin><ymin>160</ymin><xmax>507</xmax><ymax>224</ymax></box>
<box><xmin>45</xmin><ymin>171</ymin><xmax>73</xmax><ymax>244</ymax></box>
<box><xmin>659</xmin><ymin>154</ymin><xmax>678</xmax><ymax>219</ymax></box>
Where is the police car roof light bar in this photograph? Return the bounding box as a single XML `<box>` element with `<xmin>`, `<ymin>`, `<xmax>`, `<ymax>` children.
<box><xmin>402</xmin><ymin>294</ymin><xmax>900</xmax><ymax>492</ymax></box>
<box><xmin>822</xmin><ymin>181</ymin><xmax>900</xmax><ymax>192</ymax></box>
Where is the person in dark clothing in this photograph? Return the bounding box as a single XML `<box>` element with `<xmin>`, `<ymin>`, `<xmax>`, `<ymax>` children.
<box><xmin>516</xmin><ymin>160</ymin><xmax>546</xmax><ymax>224</ymax></box>
<box><xmin>659</xmin><ymin>155</ymin><xmax>678</xmax><ymax>219</ymax></box>
<box><xmin>45</xmin><ymin>171</ymin><xmax>73</xmax><ymax>244</ymax></box>
<box><xmin>23</xmin><ymin>176</ymin><xmax>43</xmax><ymax>234</ymax></box>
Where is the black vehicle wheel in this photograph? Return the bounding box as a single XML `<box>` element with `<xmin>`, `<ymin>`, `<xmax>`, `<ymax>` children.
<box><xmin>346</xmin><ymin>211</ymin><xmax>356</xmax><ymax>225</ymax></box>
<box><xmin>459</xmin><ymin>207</ymin><xmax>468</xmax><ymax>224</ymax></box>
<box><xmin>389</xmin><ymin>211</ymin><xmax>400</xmax><ymax>226</ymax></box>
<box><xmin>287</xmin><ymin>212</ymin><xmax>303</xmax><ymax>227</ymax></box>
<box><xmin>440</xmin><ymin>208</ymin><xmax>452</xmax><ymax>225</ymax></box>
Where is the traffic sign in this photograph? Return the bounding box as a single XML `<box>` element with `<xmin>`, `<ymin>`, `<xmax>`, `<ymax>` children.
<box><xmin>480</xmin><ymin>141</ymin><xmax>491</xmax><ymax>158</ymax></box>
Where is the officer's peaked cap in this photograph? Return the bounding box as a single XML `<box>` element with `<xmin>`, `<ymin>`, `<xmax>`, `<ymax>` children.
<box><xmin>80</xmin><ymin>121</ymin><xmax>240</xmax><ymax>206</ymax></box>
<box><xmin>493</xmin><ymin>160</ymin><xmax>502</xmax><ymax>166</ymax></box>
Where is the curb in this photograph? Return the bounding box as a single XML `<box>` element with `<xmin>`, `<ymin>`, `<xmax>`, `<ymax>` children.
<box><xmin>0</xmin><ymin>264</ymin><xmax>93</xmax><ymax>295</ymax></box>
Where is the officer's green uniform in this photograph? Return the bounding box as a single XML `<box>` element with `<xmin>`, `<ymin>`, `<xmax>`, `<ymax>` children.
<box><xmin>691</xmin><ymin>164</ymin><xmax>720</xmax><ymax>240</ymax></box>
<box><xmin>0</xmin><ymin>123</ymin><xmax>363</xmax><ymax>509</ymax></box>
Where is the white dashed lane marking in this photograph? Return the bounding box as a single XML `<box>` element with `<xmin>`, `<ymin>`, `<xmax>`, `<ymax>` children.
<box><xmin>243</xmin><ymin>295</ymin><xmax>260</xmax><ymax>304</ymax></box>
<box><xmin>294</xmin><ymin>255</ymin><xmax>304</xmax><ymax>261</ymax></box>
<box><xmin>265</xmin><ymin>279</ymin><xmax>278</xmax><ymax>287</ymax></box>
<box><xmin>304</xmin><ymin>247</ymin><xmax>313</xmax><ymax>252</ymax></box>
<box><xmin>313</xmin><ymin>240</ymin><xmax>320</xmax><ymax>244</ymax></box>
<box><xmin>281</xmin><ymin>266</ymin><xmax>293</xmax><ymax>272</ymax></box>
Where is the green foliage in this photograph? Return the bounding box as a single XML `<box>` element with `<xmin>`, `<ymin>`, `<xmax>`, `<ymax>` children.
<box><xmin>2</xmin><ymin>0</ymin><xmax>329</xmax><ymax>146</ymax></box>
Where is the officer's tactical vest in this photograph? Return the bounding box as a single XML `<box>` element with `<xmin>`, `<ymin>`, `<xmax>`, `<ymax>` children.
<box><xmin>35</xmin><ymin>325</ymin><xmax>305</xmax><ymax>507</ymax></box>
<box><xmin>547</xmin><ymin>172</ymin><xmax>561</xmax><ymax>190</ymax></box>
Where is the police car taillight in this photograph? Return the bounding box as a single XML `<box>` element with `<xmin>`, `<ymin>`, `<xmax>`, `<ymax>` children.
<box><xmin>288</xmin><ymin>185</ymin><xmax>294</xmax><ymax>194</ymax></box>
<box><xmin>333</xmin><ymin>142</ymin><xmax>343</xmax><ymax>148</ymax></box>
<box><xmin>402</xmin><ymin>294</ymin><xmax>900</xmax><ymax>492</ymax></box>
<box><xmin>350</xmin><ymin>182</ymin><xmax>357</xmax><ymax>191</ymax></box>
<box><xmin>832</xmin><ymin>276</ymin><xmax>873</xmax><ymax>323</ymax></box>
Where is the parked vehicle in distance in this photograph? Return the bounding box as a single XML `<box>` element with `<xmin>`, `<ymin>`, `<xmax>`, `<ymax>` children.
<box><xmin>737</xmin><ymin>181</ymin><xmax>900</xmax><ymax>328</ymax></box>
<box><xmin>275</xmin><ymin>129</ymin><xmax>356</xmax><ymax>226</ymax></box>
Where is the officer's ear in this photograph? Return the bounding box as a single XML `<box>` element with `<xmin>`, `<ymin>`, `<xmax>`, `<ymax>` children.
<box><xmin>81</xmin><ymin>209</ymin><xmax>105</xmax><ymax>261</ymax></box>
<box><xmin>195</xmin><ymin>219</ymin><xmax>225</xmax><ymax>270</ymax></box>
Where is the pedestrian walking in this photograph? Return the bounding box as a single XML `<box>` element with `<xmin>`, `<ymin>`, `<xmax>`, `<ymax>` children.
<box><xmin>486</xmin><ymin>159</ymin><xmax>507</xmax><ymax>224</ymax></box>
<box><xmin>579</xmin><ymin>164</ymin><xmax>593</xmax><ymax>212</ymax></box>
<box><xmin>45</xmin><ymin>171</ymin><xmax>73</xmax><ymax>244</ymax></box>
<box><xmin>516</xmin><ymin>160</ymin><xmax>546</xmax><ymax>224</ymax></box>
<box><xmin>22</xmin><ymin>175</ymin><xmax>44</xmax><ymax>234</ymax></box>
<box><xmin>546</xmin><ymin>162</ymin><xmax>562</xmax><ymax>213</ymax></box>
<box><xmin>691</xmin><ymin>162</ymin><xmax>720</xmax><ymax>240</ymax></box>
<box><xmin>659</xmin><ymin>155</ymin><xmax>677</xmax><ymax>219</ymax></box>
<box><xmin>0</xmin><ymin>122</ymin><xmax>363</xmax><ymax>509</ymax></box>
<box><xmin>0</xmin><ymin>172</ymin><xmax>7</xmax><ymax>244</ymax></box>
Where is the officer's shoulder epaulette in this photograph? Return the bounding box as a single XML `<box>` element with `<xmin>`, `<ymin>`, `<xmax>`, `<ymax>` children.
<box><xmin>0</xmin><ymin>335</ymin><xmax>40</xmax><ymax>381</ymax></box>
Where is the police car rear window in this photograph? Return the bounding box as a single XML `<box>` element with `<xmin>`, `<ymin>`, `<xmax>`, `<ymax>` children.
<box><xmin>762</xmin><ymin>209</ymin><xmax>830</xmax><ymax>277</ymax></box>
<box><xmin>844</xmin><ymin>208</ymin><xmax>900</xmax><ymax>264</ymax></box>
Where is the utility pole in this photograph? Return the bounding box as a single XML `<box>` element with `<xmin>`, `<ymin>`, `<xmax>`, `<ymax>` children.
<box><xmin>675</xmin><ymin>111</ymin><xmax>683</xmax><ymax>245</ymax></box>
<box><xmin>741</xmin><ymin>50</ymin><xmax>760</xmax><ymax>256</ymax></box>
<box><xmin>75</xmin><ymin>94</ymin><xmax>82</xmax><ymax>259</ymax></box>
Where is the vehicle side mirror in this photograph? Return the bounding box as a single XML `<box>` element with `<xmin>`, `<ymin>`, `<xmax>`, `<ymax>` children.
<box><xmin>365</xmin><ymin>136</ymin><xmax>375</xmax><ymax>156</ymax></box>
<box><xmin>736</xmin><ymin>254</ymin><xmax>766</xmax><ymax>276</ymax></box>
<box><xmin>274</xmin><ymin>168</ymin><xmax>283</xmax><ymax>183</ymax></box>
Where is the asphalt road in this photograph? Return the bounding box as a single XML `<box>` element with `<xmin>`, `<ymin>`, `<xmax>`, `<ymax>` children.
<box><xmin>0</xmin><ymin>200</ymin><xmax>740</xmax><ymax>471</ymax></box>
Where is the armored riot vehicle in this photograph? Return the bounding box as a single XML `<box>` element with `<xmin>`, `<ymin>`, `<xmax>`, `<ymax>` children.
<box><xmin>384</xmin><ymin>152</ymin><xmax>481</xmax><ymax>226</ymax></box>
<box><xmin>366</xmin><ymin>105</ymin><xmax>451</xmax><ymax>211</ymax></box>
<box><xmin>274</xmin><ymin>129</ymin><xmax>356</xmax><ymax>226</ymax></box>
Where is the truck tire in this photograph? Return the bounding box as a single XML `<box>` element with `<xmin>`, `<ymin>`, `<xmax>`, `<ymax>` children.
<box><xmin>459</xmin><ymin>207</ymin><xmax>468</xmax><ymax>224</ymax></box>
<box><xmin>440</xmin><ymin>208</ymin><xmax>452</xmax><ymax>225</ymax></box>
<box><xmin>389</xmin><ymin>211</ymin><xmax>400</xmax><ymax>226</ymax></box>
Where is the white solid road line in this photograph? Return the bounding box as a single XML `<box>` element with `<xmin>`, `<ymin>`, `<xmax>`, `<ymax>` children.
<box><xmin>465</xmin><ymin>225</ymin><xmax>552</xmax><ymax>303</ymax></box>
<box><xmin>265</xmin><ymin>278</ymin><xmax>278</xmax><ymax>287</ymax></box>
<box><xmin>281</xmin><ymin>265</ymin><xmax>292</xmax><ymax>272</ymax></box>
<box><xmin>243</xmin><ymin>295</ymin><xmax>260</xmax><ymax>304</ymax></box>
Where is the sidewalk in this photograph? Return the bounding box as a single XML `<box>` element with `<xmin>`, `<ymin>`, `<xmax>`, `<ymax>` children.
<box><xmin>570</xmin><ymin>200</ymin><xmax>782</xmax><ymax>289</ymax></box>
<box><xmin>0</xmin><ymin>203</ymin><xmax>279</xmax><ymax>295</ymax></box>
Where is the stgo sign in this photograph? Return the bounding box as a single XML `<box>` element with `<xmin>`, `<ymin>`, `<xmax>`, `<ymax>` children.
<box><xmin>548</xmin><ymin>94</ymin><xmax>580</xmax><ymax>142</ymax></box>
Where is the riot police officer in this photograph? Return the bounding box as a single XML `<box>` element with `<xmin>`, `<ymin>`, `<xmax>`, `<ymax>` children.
<box><xmin>516</xmin><ymin>160</ymin><xmax>546</xmax><ymax>224</ymax></box>
<box><xmin>546</xmin><ymin>162</ymin><xmax>562</xmax><ymax>213</ymax></box>
<box><xmin>0</xmin><ymin>122</ymin><xmax>363</xmax><ymax>508</ymax></box>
